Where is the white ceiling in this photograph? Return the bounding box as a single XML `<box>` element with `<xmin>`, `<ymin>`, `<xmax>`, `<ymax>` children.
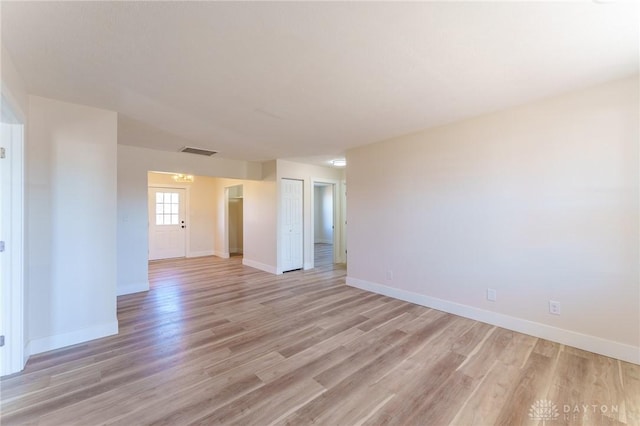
<box><xmin>2</xmin><ymin>1</ymin><xmax>638</xmax><ymax>163</ymax></box>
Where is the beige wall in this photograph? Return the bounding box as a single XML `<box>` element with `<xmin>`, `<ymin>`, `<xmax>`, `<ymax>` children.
<box><xmin>346</xmin><ymin>75</ymin><xmax>639</xmax><ymax>363</ymax></box>
<box><xmin>27</xmin><ymin>95</ymin><xmax>118</xmax><ymax>354</ymax></box>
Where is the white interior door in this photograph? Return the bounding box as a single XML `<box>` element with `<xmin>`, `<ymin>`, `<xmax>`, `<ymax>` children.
<box><xmin>281</xmin><ymin>179</ymin><xmax>303</xmax><ymax>272</ymax></box>
<box><xmin>148</xmin><ymin>187</ymin><xmax>187</xmax><ymax>260</ymax></box>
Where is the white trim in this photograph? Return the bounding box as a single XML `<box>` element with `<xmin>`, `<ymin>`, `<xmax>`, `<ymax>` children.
<box><xmin>187</xmin><ymin>250</ymin><xmax>215</xmax><ymax>258</ymax></box>
<box><xmin>117</xmin><ymin>280</ymin><xmax>150</xmax><ymax>296</ymax></box>
<box><xmin>243</xmin><ymin>258</ymin><xmax>277</xmax><ymax>274</ymax></box>
<box><xmin>0</xmin><ymin>104</ymin><xmax>25</xmax><ymax>376</ymax></box>
<box><xmin>303</xmin><ymin>262</ymin><xmax>313</xmax><ymax>270</ymax></box>
<box><xmin>346</xmin><ymin>276</ymin><xmax>640</xmax><ymax>365</ymax></box>
<box><xmin>224</xmin><ymin>187</ymin><xmax>230</xmax><ymax>257</ymax></box>
<box><xmin>215</xmin><ymin>250</ymin><xmax>230</xmax><ymax>259</ymax></box>
<box><xmin>339</xmin><ymin>180</ymin><xmax>347</xmax><ymax>265</ymax></box>
<box><xmin>311</xmin><ymin>177</ymin><xmax>346</xmax><ymax>266</ymax></box>
<box><xmin>26</xmin><ymin>321</ymin><xmax>119</xmax><ymax>356</ymax></box>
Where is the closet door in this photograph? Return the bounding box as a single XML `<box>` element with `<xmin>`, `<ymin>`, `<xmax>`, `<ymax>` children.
<box><xmin>280</xmin><ymin>179</ymin><xmax>303</xmax><ymax>272</ymax></box>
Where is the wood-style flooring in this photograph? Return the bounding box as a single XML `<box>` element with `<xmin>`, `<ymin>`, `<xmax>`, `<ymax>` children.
<box><xmin>1</xmin><ymin>255</ymin><xmax>639</xmax><ymax>425</ymax></box>
<box><xmin>314</xmin><ymin>243</ymin><xmax>333</xmax><ymax>268</ymax></box>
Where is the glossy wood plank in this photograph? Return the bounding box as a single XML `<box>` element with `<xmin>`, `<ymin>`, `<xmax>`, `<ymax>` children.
<box><xmin>1</xmin><ymin>254</ymin><xmax>638</xmax><ymax>425</ymax></box>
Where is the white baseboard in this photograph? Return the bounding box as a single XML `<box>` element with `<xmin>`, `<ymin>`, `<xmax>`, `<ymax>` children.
<box><xmin>304</xmin><ymin>262</ymin><xmax>313</xmax><ymax>270</ymax></box>
<box><xmin>243</xmin><ymin>258</ymin><xmax>277</xmax><ymax>274</ymax></box>
<box><xmin>26</xmin><ymin>320</ymin><xmax>119</xmax><ymax>356</ymax></box>
<box><xmin>188</xmin><ymin>250</ymin><xmax>215</xmax><ymax>258</ymax></box>
<box><xmin>346</xmin><ymin>276</ymin><xmax>640</xmax><ymax>365</ymax></box>
<box><xmin>117</xmin><ymin>280</ymin><xmax>149</xmax><ymax>296</ymax></box>
<box><xmin>215</xmin><ymin>250</ymin><xmax>230</xmax><ymax>259</ymax></box>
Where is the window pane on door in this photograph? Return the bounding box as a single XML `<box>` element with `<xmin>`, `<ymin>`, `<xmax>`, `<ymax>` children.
<box><xmin>155</xmin><ymin>192</ymin><xmax>180</xmax><ymax>225</ymax></box>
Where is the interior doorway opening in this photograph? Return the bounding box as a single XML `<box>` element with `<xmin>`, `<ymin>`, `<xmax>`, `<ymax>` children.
<box><xmin>313</xmin><ymin>183</ymin><xmax>334</xmax><ymax>268</ymax></box>
<box><xmin>225</xmin><ymin>184</ymin><xmax>244</xmax><ymax>258</ymax></box>
<box><xmin>310</xmin><ymin>178</ymin><xmax>346</xmax><ymax>269</ymax></box>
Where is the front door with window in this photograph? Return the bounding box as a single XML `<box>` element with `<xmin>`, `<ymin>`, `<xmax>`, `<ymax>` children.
<box><xmin>148</xmin><ymin>187</ymin><xmax>186</xmax><ymax>260</ymax></box>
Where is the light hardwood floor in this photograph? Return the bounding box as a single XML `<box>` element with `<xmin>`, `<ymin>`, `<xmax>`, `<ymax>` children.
<box><xmin>314</xmin><ymin>243</ymin><xmax>333</xmax><ymax>268</ymax></box>
<box><xmin>1</xmin><ymin>256</ymin><xmax>639</xmax><ymax>425</ymax></box>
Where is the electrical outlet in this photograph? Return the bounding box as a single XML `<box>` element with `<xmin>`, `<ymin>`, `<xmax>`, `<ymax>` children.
<box><xmin>487</xmin><ymin>288</ymin><xmax>497</xmax><ymax>302</ymax></box>
<box><xmin>549</xmin><ymin>300</ymin><xmax>561</xmax><ymax>315</ymax></box>
<box><xmin>386</xmin><ymin>270</ymin><xmax>393</xmax><ymax>281</ymax></box>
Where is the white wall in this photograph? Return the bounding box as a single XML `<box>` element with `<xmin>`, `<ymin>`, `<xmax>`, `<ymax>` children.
<box><xmin>276</xmin><ymin>160</ymin><xmax>345</xmax><ymax>271</ymax></box>
<box><xmin>346</xmin><ymin>75</ymin><xmax>640</xmax><ymax>364</ymax></box>
<box><xmin>1</xmin><ymin>45</ymin><xmax>28</xmax><ymax>121</ymax></box>
<box><xmin>27</xmin><ymin>95</ymin><xmax>118</xmax><ymax>355</ymax></box>
<box><xmin>117</xmin><ymin>145</ymin><xmax>263</xmax><ymax>295</ymax></box>
<box><xmin>244</xmin><ymin>178</ymin><xmax>277</xmax><ymax>273</ymax></box>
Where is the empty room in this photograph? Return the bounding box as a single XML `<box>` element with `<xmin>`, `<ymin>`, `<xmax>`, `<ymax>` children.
<box><xmin>1</xmin><ymin>1</ymin><xmax>638</xmax><ymax>425</ymax></box>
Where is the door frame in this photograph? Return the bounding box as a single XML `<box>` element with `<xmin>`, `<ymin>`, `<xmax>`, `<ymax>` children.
<box><xmin>147</xmin><ymin>184</ymin><xmax>190</xmax><ymax>260</ymax></box>
<box><xmin>0</xmin><ymin>96</ymin><xmax>25</xmax><ymax>376</ymax></box>
<box><xmin>222</xmin><ymin>184</ymin><xmax>244</xmax><ymax>259</ymax></box>
<box><xmin>310</xmin><ymin>177</ymin><xmax>345</xmax><ymax>268</ymax></box>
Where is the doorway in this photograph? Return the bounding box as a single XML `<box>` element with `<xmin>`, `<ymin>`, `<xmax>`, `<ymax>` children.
<box><xmin>0</xmin><ymin>97</ymin><xmax>25</xmax><ymax>376</ymax></box>
<box><xmin>310</xmin><ymin>178</ymin><xmax>346</xmax><ymax>268</ymax></box>
<box><xmin>225</xmin><ymin>185</ymin><xmax>244</xmax><ymax>257</ymax></box>
<box><xmin>313</xmin><ymin>183</ymin><xmax>334</xmax><ymax>267</ymax></box>
<box><xmin>148</xmin><ymin>186</ymin><xmax>188</xmax><ymax>260</ymax></box>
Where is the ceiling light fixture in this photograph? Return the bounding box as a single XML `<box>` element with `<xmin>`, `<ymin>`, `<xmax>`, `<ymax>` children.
<box><xmin>331</xmin><ymin>159</ymin><xmax>347</xmax><ymax>167</ymax></box>
<box><xmin>173</xmin><ymin>174</ymin><xmax>194</xmax><ymax>183</ymax></box>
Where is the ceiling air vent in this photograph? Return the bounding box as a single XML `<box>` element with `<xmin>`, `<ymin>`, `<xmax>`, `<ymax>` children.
<box><xmin>180</xmin><ymin>146</ymin><xmax>217</xmax><ymax>156</ymax></box>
